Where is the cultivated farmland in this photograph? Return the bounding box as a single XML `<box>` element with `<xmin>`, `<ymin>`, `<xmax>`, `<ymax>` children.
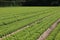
<box><xmin>0</xmin><ymin>7</ymin><xmax>60</xmax><ymax>40</ymax></box>
<box><xmin>45</xmin><ymin>23</ymin><xmax>60</xmax><ymax>40</ymax></box>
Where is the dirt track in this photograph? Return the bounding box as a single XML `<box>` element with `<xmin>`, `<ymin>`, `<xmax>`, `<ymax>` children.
<box><xmin>37</xmin><ymin>19</ymin><xmax>60</xmax><ymax>40</ymax></box>
<box><xmin>0</xmin><ymin>38</ymin><xmax>2</xmax><ymax>40</ymax></box>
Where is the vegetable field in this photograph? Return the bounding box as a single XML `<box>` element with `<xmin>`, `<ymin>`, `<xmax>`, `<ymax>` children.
<box><xmin>0</xmin><ymin>7</ymin><xmax>60</xmax><ymax>40</ymax></box>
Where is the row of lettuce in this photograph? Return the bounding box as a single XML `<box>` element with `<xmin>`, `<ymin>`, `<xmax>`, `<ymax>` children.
<box><xmin>45</xmin><ymin>23</ymin><xmax>60</xmax><ymax>40</ymax></box>
<box><xmin>0</xmin><ymin>8</ymin><xmax>55</xmax><ymax>38</ymax></box>
<box><xmin>2</xmin><ymin>8</ymin><xmax>60</xmax><ymax>40</ymax></box>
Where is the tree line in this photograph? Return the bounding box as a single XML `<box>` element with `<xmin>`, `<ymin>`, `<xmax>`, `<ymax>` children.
<box><xmin>0</xmin><ymin>0</ymin><xmax>60</xmax><ymax>6</ymax></box>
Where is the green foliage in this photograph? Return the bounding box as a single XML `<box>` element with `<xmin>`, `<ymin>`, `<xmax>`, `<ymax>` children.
<box><xmin>0</xmin><ymin>7</ymin><xmax>60</xmax><ymax>40</ymax></box>
<box><xmin>45</xmin><ymin>24</ymin><xmax>60</xmax><ymax>40</ymax></box>
<box><xmin>55</xmin><ymin>32</ymin><xmax>60</xmax><ymax>40</ymax></box>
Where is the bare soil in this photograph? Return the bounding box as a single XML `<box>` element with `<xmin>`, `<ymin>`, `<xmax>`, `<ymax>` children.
<box><xmin>0</xmin><ymin>38</ymin><xmax>2</xmax><ymax>40</ymax></box>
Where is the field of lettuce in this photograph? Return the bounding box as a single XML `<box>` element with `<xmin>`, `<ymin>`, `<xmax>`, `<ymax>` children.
<box><xmin>0</xmin><ymin>7</ymin><xmax>60</xmax><ymax>40</ymax></box>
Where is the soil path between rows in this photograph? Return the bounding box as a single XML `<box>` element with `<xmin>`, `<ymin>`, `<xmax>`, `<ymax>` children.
<box><xmin>37</xmin><ymin>19</ymin><xmax>60</xmax><ymax>40</ymax></box>
<box><xmin>0</xmin><ymin>38</ymin><xmax>2</xmax><ymax>40</ymax></box>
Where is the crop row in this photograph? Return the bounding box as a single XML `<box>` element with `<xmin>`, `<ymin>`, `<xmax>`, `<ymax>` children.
<box><xmin>45</xmin><ymin>23</ymin><xmax>60</xmax><ymax>40</ymax></box>
<box><xmin>0</xmin><ymin>8</ymin><xmax>58</xmax><ymax>38</ymax></box>
<box><xmin>0</xmin><ymin>11</ymin><xmax>53</xmax><ymax>38</ymax></box>
<box><xmin>55</xmin><ymin>31</ymin><xmax>60</xmax><ymax>40</ymax></box>
<box><xmin>0</xmin><ymin>7</ymin><xmax>51</xmax><ymax>20</ymax></box>
<box><xmin>2</xmin><ymin>10</ymin><xmax>60</xmax><ymax>40</ymax></box>
<box><xmin>0</xmin><ymin>8</ymin><xmax>54</xmax><ymax>26</ymax></box>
